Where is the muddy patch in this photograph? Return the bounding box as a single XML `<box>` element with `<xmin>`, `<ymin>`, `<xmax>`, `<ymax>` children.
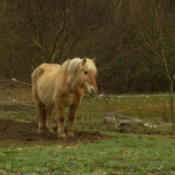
<box><xmin>0</xmin><ymin>119</ymin><xmax>113</xmax><ymax>147</ymax></box>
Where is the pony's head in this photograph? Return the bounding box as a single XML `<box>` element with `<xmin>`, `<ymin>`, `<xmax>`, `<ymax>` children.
<box><xmin>78</xmin><ymin>58</ymin><xmax>97</xmax><ymax>94</ymax></box>
<box><xmin>61</xmin><ymin>57</ymin><xmax>97</xmax><ymax>94</ymax></box>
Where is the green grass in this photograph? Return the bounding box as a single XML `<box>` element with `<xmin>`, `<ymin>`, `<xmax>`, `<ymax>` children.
<box><xmin>75</xmin><ymin>94</ymin><xmax>175</xmax><ymax>134</ymax></box>
<box><xmin>1</xmin><ymin>134</ymin><xmax>175</xmax><ymax>174</ymax></box>
<box><xmin>0</xmin><ymin>102</ymin><xmax>36</xmax><ymax>123</ymax></box>
<box><xmin>0</xmin><ymin>92</ymin><xmax>175</xmax><ymax>134</ymax></box>
<box><xmin>1</xmin><ymin>86</ymin><xmax>175</xmax><ymax>174</ymax></box>
<box><xmin>0</xmin><ymin>85</ymin><xmax>175</xmax><ymax>124</ymax></box>
<box><xmin>78</xmin><ymin>94</ymin><xmax>174</xmax><ymax>123</ymax></box>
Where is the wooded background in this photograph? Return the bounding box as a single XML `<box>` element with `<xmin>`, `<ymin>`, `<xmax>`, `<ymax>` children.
<box><xmin>0</xmin><ymin>0</ymin><xmax>175</xmax><ymax>93</ymax></box>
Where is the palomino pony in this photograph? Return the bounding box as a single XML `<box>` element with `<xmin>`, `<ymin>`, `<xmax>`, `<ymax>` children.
<box><xmin>32</xmin><ymin>57</ymin><xmax>97</xmax><ymax>138</ymax></box>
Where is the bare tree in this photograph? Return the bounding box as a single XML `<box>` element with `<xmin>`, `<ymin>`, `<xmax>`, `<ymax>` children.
<box><xmin>11</xmin><ymin>0</ymin><xmax>126</xmax><ymax>65</ymax></box>
<box><xmin>129</xmin><ymin>0</ymin><xmax>175</xmax><ymax>132</ymax></box>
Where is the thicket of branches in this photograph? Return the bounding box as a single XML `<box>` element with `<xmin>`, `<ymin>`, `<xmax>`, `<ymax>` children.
<box><xmin>0</xmin><ymin>0</ymin><xmax>175</xmax><ymax>93</ymax></box>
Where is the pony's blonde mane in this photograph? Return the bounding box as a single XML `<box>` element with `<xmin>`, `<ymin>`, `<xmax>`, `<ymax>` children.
<box><xmin>61</xmin><ymin>57</ymin><xmax>97</xmax><ymax>76</ymax></box>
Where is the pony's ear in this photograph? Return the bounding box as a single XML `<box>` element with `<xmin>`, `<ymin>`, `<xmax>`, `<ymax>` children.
<box><xmin>82</xmin><ymin>58</ymin><xmax>86</xmax><ymax>65</ymax></box>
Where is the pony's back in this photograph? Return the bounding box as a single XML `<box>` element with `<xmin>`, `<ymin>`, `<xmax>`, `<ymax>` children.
<box><xmin>32</xmin><ymin>63</ymin><xmax>61</xmax><ymax>106</ymax></box>
<box><xmin>32</xmin><ymin>63</ymin><xmax>60</xmax><ymax>83</ymax></box>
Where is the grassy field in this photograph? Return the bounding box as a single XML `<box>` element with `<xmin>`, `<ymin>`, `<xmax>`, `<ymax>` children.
<box><xmin>1</xmin><ymin>133</ymin><xmax>175</xmax><ymax>174</ymax></box>
<box><xmin>0</xmin><ymin>82</ymin><xmax>174</xmax><ymax>124</ymax></box>
<box><xmin>1</xmin><ymin>93</ymin><xmax>174</xmax><ymax>134</ymax></box>
<box><xmin>1</xmin><ymin>83</ymin><xmax>175</xmax><ymax>174</ymax></box>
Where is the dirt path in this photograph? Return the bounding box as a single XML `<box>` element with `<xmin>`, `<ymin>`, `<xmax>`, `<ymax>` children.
<box><xmin>0</xmin><ymin>119</ymin><xmax>113</xmax><ymax>147</ymax></box>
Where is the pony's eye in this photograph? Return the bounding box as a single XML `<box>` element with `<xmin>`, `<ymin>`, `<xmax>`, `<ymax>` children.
<box><xmin>84</xmin><ymin>71</ymin><xmax>88</xmax><ymax>74</ymax></box>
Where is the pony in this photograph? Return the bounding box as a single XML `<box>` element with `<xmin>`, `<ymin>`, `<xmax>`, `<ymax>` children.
<box><xmin>31</xmin><ymin>57</ymin><xmax>97</xmax><ymax>138</ymax></box>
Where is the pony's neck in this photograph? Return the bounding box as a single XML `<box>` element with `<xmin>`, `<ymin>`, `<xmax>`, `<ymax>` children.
<box><xmin>61</xmin><ymin>58</ymin><xmax>84</xmax><ymax>94</ymax></box>
<box><xmin>67</xmin><ymin>74</ymin><xmax>84</xmax><ymax>95</ymax></box>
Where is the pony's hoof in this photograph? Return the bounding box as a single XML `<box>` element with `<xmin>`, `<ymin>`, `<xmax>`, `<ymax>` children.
<box><xmin>67</xmin><ymin>131</ymin><xmax>74</xmax><ymax>137</ymax></box>
<box><xmin>58</xmin><ymin>132</ymin><xmax>67</xmax><ymax>138</ymax></box>
<box><xmin>48</xmin><ymin>128</ymin><xmax>54</xmax><ymax>133</ymax></box>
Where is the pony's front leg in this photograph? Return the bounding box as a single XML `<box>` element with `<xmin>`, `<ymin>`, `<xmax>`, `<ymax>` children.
<box><xmin>67</xmin><ymin>102</ymin><xmax>80</xmax><ymax>137</ymax></box>
<box><xmin>56</xmin><ymin>103</ymin><xmax>67</xmax><ymax>138</ymax></box>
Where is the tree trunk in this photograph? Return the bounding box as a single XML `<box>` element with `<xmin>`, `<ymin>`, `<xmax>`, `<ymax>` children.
<box><xmin>170</xmin><ymin>81</ymin><xmax>175</xmax><ymax>134</ymax></box>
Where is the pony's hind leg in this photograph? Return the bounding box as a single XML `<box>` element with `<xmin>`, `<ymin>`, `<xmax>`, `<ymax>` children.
<box><xmin>45</xmin><ymin>108</ymin><xmax>54</xmax><ymax>133</ymax></box>
<box><xmin>36</xmin><ymin>102</ymin><xmax>46</xmax><ymax>133</ymax></box>
<box><xmin>34</xmin><ymin>96</ymin><xmax>46</xmax><ymax>133</ymax></box>
<box><xmin>32</xmin><ymin>84</ymin><xmax>46</xmax><ymax>133</ymax></box>
<box><xmin>67</xmin><ymin>102</ymin><xmax>80</xmax><ymax>137</ymax></box>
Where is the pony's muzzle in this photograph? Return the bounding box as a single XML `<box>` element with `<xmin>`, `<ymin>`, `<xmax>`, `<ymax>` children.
<box><xmin>89</xmin><ymin>87</ymin><xmax>97</xmax><ymax>95</ymax></box>
<box><xmin>84</xmin><ymin>82</ymin><xmax>97</xmax><ymax>95</ymax></box>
